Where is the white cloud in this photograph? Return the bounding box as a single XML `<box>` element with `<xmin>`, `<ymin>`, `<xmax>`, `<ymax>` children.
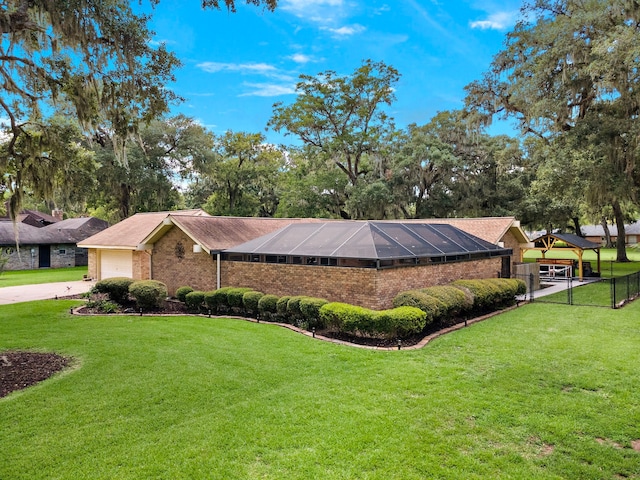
<box><xmin>469</xmin><ymin>11</ymin><xmax>518</xmax><ymax>30</ymax></box>
<box><xmin>288</xmin><ymin>53</ymin><xmax>313</xmax><ymax>64</ymax></box>
<box><xmin>280</xmin><ymin>0</ymin><xmax>348</xmax><ymax>24</ymax></box>
<box><xmin>239</xmin><ymin>83</ymin><xmax>298</xmax><ymax>97</ymax></box>
<box><xmin>320</xmin><ymin>24</ymin><xmax>366</xmax><ymax>37</ymax></box>
<box><xmin>196</xmin><ymin>62</ymin><xmax>278</xmax><ymax>74</ymax></box>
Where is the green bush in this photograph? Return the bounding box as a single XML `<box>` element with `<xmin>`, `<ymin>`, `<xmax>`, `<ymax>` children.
<box><xmin>85</xmin><ymin>299</ymin><xmax>120</xmax><ymax>313</ymax></box>
<box><xmin>376</xmin><ymin>307</ymin><xmax>427</xmax><ymax>338</ymax></box>
<box><xmin>319</xmin><ymin>302</ymin><xmax>372</xmax><ymax>334</ymax></box>
<box><xmin>276</xmin><ymin>296</ymin><xmax>291</xmax><ymax>315</ymax></box>
<box><xmin>257</xmin><ymin>294</ymin><xmax>279</xmax><ymax>320</ymax></box>
<box><xmin>319</xmin><ymin>302</ymin><xmax>427</xmax><ymax>339</ymax></box>
<box><xmin>175</xmin><ymin>286</ymin><xmax>194</xmax><ymax>303</ymax></box>
<box><xmin>452</xmin><ymin>278</ymin><xmax>524</xmax><ymax>311</ymax></box>
<box><xmin>205</xmin><ymin>287</ymin><xmax>234</xmax><ymax>312</ymax></box>
<box><xmin>299</xmin><ymin>297</ymin><xmax>329</xmax><ymax>328</ymax></box>
<box><xmin>185</xmin><ymin>290</ymin><xmax>205</xmax><ymax>313</ymax></box>
<box><xmin>286</xmin><ymin>296</ymin><xmax>306</xmax><ymax>318</ymax></box>
<box><xmin>392</xmin><ymin>291</ymin><xmax>442</xmax><ymax>324</ymax></box>
<box><xmin>227</xmin><ymin>288</ymin><xmax>253</xmax><ymax>309</ymax></box>
<box><xmin>243</xmin><ymin>291</ymin><xmax>264</xmax><ymax>315</ymax></box>
<box><xmin>420</xmin><ymin>285</ymin><xmax>472</xmax><ymax>318</ymax></box>
<box><xmin>93</xmin><ymin>277</ymin><xmax>134</xmax><ymax>304</ymax></box>
<box><xmin>129</xmin><ymin>280</ymin><xmax>168</xmax><ymax>311</ymax></box>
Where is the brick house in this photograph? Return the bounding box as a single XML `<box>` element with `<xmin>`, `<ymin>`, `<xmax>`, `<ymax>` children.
<box><xmin>0</xmin><ymin>216</ymin><xmax>109</xmax><ymax>270</ymax></box>
<box><xmin>80</xmin><ymin>213</ymin><xmax>529</xmax><ymax>309</ymax></box>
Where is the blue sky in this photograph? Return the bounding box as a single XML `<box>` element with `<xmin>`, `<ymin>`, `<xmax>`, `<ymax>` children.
<box><xmin>147</xmin><ymin>0</ymin><xmax>525</xmax><ymax>143</ymax></box>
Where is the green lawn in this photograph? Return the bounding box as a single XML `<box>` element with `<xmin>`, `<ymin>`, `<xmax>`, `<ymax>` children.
<box><xmin>0</xmin><ymin>266</ymin><xmax>88</xmax><ymax>287</ymax></box>
<box><xmin>2</xmin><ymin>301</ymin><xmax>640</xmax><ymax>479</ymax></box>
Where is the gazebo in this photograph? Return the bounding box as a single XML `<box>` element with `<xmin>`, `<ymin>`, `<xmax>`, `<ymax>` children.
<box><xmin>521</xmin><ymin>233</ymin><xmax>601</xmax><ymax>280</ymax></box>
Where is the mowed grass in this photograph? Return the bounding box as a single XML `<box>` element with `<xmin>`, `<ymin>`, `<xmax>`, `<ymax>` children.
<box><xmin>0</xmin><ymin>266</ymin><xmax>88</xmax><ymax>287</ymax></box>
<box><xmin>2</xmin><ymin>301</ymin><xmax>640</xmax><ymax>479</ymax></box>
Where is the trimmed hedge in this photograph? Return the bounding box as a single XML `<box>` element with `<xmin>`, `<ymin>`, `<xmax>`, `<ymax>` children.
<box><xmin>204</xmin><ymin>287</ymin><xmax>235</xmax><ymax>312</ymax></box>
<box><xmin>419</xmin><ymin>285</ymin><xmax>473</xmax><ymax>318</ymax></box>
<box><xmin>175</xmin><ymin>286</ymin><xmax>194</xmax><ymax>303</ymax></box>
<box><xmin>185</xmin><ymin>290</ymin><xmax>205</xmax><ymax>313</ymax></box>
<box><xmin>451</xmin><ymin>278</ymin><xmax>523</xmax><ymax>311</ymax></box>
<box><xmin>376</xmin><ymin>306</ymin><xmax>428</xmax><ymax>338</ymax></box>
<box><xmin>319</xmin><ymin>302</ymin><xmax>427</xmax><ymax>339</ymax></box>
<box><xmin>93</xmin><ymin>277</ymin><xmax>134</xmax><ymax>304</ymax></box>
<box><xmin>276</xmin><ymin>296</ymin><xmax>291</xmax><ymax>316</ymax></box>
<box><xmin>227</xmin><ymin>288</ymin><xmax>253</xmax><ymax>309</ymax></box>
<box><xmin>129</xmin><ymin>280</ymin><xmax>168</xmax><ymax>311</ymax></box>
<box><xmin>257</xmin><ymin>294</ymin><xmax>279</xmax><ymax>319</ymax></box>
<box><xmin>243</xmin><ymin>291</ymin><xmax>264</xmax><ymax>315</ymax></box>
<box><xmin>299</xmin><ymin>297</ymin><xmax>329</xmax><ymax>328</ymax></box>
<box><xmin>392</xmin><ymin>291</ymin><xmax>441</xmax><ymax>324</ymax></box>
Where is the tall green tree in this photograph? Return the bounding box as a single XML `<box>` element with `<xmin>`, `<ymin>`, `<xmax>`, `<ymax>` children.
<box><xmin>190</xmin><ymin>131</ymin><xmax>285</xmax><ymax>217</ymax></box>
<box><xmin>88</xmin><ymin>116</ymin><xmax>213</xmax><ymax>222</ymax></box>
<box><xmin>465</xmin><ymin>0</ymin><xmax>640</xmax><ymax>260</ymax></box>
<box><xmin>269</xmin><ymin>60</ymin><xmax>400</xmax><ymax>218</ymax></box>
<box><xmin>0</xmin><ymin>0</ymin><xmax>276</xmax><ymax>219</ymax></box>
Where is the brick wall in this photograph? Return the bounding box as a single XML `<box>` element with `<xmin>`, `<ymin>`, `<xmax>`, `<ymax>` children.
<box><xmin>132</xmin><ymin>250</ymin><xmax>151</xmax><ymax>281</ymax></box>
<box><xmin>222</xmin><ymin>262</ymin><xmax>377</xmax><ymax>307</ymax></box>
<box><xmin>221</xmin><ymin>257</ymin><xmax>503</xmax><ymax>310</ymax></box>
<box><xmin>151</xmin><ymin>227</ymin><xmax>217</xmax><ymax>295</ymax></box>
<box><xmin>87</xmin><ymin>249</ymin><xmax>97</xmax><ymax>279</ymax></box>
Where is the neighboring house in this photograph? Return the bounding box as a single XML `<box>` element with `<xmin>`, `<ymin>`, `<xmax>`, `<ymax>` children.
<box><xmin>0</xmin><ymin>216</ymin><xmax>109</xmax><ymax>270</ymax></box>
<box><xmin>581</xmin><ymin>223</ymin><xmax>640</xmax><ymax>246</ymax></box>
<box><xmin>80</xmin><ymin>212</ymin><xmax>530</xmax><ymax>310</ymax></box>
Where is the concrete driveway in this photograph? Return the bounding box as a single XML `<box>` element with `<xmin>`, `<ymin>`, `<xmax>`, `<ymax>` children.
<box><xmin>0</xmin><ymin>280</ymin><xmax>95</xmax><ymax>305</ymax></box>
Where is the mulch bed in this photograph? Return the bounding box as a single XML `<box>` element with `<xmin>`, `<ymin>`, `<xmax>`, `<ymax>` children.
<box><xmin>1</xmin><ymin>351</ymin><xmax>70</xmax><ymax>398</ymax></box>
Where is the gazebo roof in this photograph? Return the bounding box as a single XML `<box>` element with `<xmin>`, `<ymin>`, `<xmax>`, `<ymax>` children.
<box><xmin>531</xmin><ymin>233</ymin><xmax>600</xmax><ymax>251</ymax></box>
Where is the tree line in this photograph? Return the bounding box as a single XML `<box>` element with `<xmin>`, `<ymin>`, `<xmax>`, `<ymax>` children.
<box><xmin>2</xmin><ymin>1</ymin><xmax>639</xmax><ymax>261</ymax></box>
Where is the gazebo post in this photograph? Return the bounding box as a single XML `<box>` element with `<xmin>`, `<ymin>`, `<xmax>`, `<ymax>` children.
<box><xmin>577</xmin><ymin>249</ymin><xmax>584</xmax><ymax>280</ymax></box>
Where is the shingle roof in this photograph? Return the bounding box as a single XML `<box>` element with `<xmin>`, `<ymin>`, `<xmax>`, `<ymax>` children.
<box><xmin>0</xmin><ymin>217</ymin><xmax>109</xmax><ymax>245</ymax></box>
<box><xmin>396</xmin><ymin>217</ymin><xmax>526</xmax><ymax>244</ymax></box>
<box><xmin>225</xmin><ymin>221</ymin><xmax>512</xmax><ymax>260</ymax></box>
<box><xmin>77</xmin><ymin>210</ymin><xmax>208</xmax><ymax>249</ymax></box>
<box><xmin>167</xmin><ymin>216</ymin><xmax>322</xmax><ymax>253</ymax></box>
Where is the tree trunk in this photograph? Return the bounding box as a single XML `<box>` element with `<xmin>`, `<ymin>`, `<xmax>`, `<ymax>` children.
<box><xmin>572</xmin><ymin>217</ymin><xmax>582</xmax><ymax>237</ymax></box>
<box><xmin>600</xmin><ymin>216</ymin><xmax>613</xmax><ymax>248</ymax></box>
<box><xmin>612</xmin><ymin>200</ymin><xmax>629</xmax><ymax>262</ymax></box>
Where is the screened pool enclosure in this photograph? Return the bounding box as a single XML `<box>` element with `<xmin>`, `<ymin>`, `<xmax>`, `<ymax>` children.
<box><xmin>223</xmin><ymin>221</ymin><xmax>512</xmax><ymax>269</ymax></box>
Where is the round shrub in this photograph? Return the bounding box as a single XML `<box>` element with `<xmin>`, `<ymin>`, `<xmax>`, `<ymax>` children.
<box><xmin>129</xmin><ymin>280</ymin><xmax>168</xmax><ymax>311</ymax></box>
<box><xmin>243</xmin><ymin>291</ymin><xmax>264</xmax><ymax>315</ymax></box>
<box><xmin>185</xmin><ymin>290</ymin><xmax>205</xmax><ymax>313</ymax></box>
<box><xmin>451</xmin><ymin>280</ymin><xmax>496</xmax><ymax>311</ymax></box>
<box><xmin>319</xmin><ymin>302</ymin><xmax>375</xmax><ymax>335</ymax></box>
<box><xmin>175</xmin><ymin>286</ymin><xmax>194</xmax><ymax>303</ymax></box>
<box><xmin>93</xmin><ymin>277</ymin><xmax>134</xmax><ymax>304</ymax></box>
<box><xmin>299</xmin><ymin>297</ymin><xmax>329</xmax><ymax>328</ymax></box>
<box><xmin>258</xmin><ymin>294</ymin><xmax>279</xmax><ymax>319</ymax></box>
<box><xmin>420</xmin><ymin>285</ymin><xmax>472</xmax><ymax>318</ymax></box>
<box><xmin>276</xmin><ymin>296</ymin><xmax>291</xmax><ymax>315</ymax></box>
<box><xmin>227</xmin><ymin>287</ymin><xmax>253</xmax><ymax>309</ymax></box>
<box><xmin>376</xmin><ymin>306</ymin><xmax>427</xmax><ymax>338</ymax></box>
<box><xmin>392</xmin><ymin>290</ymin><xmax>442</xmax><ymax>324</ymax></box>
<box><xmin>205</xmin><ymin>286</ymin><xmax>234</xmax><ymax>312</ymax></box>
<box><xmin>286</xmin><ymin>296</ymin><xmax>306</xmax><ymax>318</ymax></box>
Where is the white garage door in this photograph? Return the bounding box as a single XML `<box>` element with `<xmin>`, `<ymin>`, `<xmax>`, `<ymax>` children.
<box><xmin>100</xmin><ymin>250</ymin><xmax>133</xmax><ymax>279</ymax></box>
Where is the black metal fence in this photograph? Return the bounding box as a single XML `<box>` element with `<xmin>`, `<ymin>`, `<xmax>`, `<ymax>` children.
<box><xmin>516</xmin><ymin>271</ymin><xmax>640</xmax><ymax>308</ymax></box>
